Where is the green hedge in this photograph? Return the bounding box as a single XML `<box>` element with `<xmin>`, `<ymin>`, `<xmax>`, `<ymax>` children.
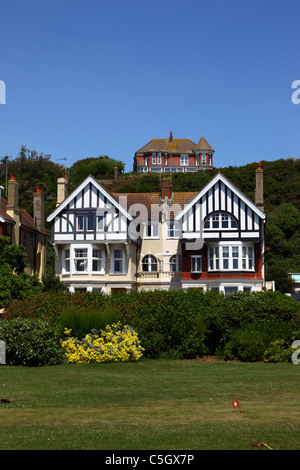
<box><xmin>4</xmin><ymin>289</ymin><xmax>300</xmax><ymax>360</ymax></box>
<box><xmin>0</xmin><ymin>318</ymin><xmax>65</xmax><ymax>366</ymax></box>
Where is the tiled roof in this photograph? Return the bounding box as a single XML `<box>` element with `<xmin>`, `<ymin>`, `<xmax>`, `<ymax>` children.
<box><xmin>0</xmin><ymin>196</ymin><xmax>48</xmax><ymax>235</ymax></box>
<box><xmin>116</xmin><ymin>191</ymin><xmax>197</xmax><ymax>220</ymax></box>
<box><xmin>135</xmin><ymin>134</ymin><xmax>214</xmax><ymax>155</ymax></box>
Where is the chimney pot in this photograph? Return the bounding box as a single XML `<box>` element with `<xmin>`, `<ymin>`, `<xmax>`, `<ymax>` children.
<box><xmin>10</xmin><ymin>174</ymin><xmax>16</xmax><ymax>181</ymax></box>
<box><xmin>161</xmin><ymin>177</ymin><xmax>173</xmax><ymax>200</ymax></box>
<box><xmin>169</xmin><ymin>131</ymin><xmax>173</xmax><ymax>143</ymax></box>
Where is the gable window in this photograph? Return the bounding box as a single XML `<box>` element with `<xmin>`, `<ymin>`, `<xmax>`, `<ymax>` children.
<box><xmin>74</xmin><ymin>248</ymin><xmax>88</xmax><ymax>272</ymax></box>
<box><xmin>191</xmin><ymin>255</ymin><xmax>202</xmax><ymax>273</ymax></box>
<box><xmin>96</xmin><ymin>215</ymin><xmax>104</xmax><ymax>231</ymax></box>
<box><xmin>180</xmin><ymin>155</ymin><xmax>189</xmax><ymax>166</ymax></box>
<box><xmin>77</xmin><ymin>215</ymin><xmax>84</xmax><ymax>231</ymax></box>
<box><xmin>87</xmin><ymin>214</ymin><xmax>94</xmax><ymax>231</ymax></box>
<box><xmin>204</xmin><ymin>213</ymin><xmax>238</xmax><ymax>230</ymax></box>
<box><xmin>142</xmin><ymin>254</ymin><xmax>158</xmax><ymax>272</ymax></box>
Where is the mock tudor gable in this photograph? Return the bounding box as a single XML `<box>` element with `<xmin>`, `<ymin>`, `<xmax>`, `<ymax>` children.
<box><xmin>47</xmin><ymin>176</ymin><xmax>133</xmax><ymax>244</ymax></box>
<box><xmin>175</xmin><ymin>172</ymin><xmax>266</xmax><ymax>241</ymax></box>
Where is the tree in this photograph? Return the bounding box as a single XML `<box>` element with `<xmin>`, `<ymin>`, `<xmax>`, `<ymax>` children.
<box><xmin>0</xmin><ymin>236</ymin><xmax>43</xmax><ymax>308</ymax></box>
<box><xmin>69</xmin><ymin>155</ymin><xmax>125</xmax><ymax>188</ymax></box>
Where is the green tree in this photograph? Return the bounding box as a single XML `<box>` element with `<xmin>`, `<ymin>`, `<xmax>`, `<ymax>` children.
<box><xmin>69</xmin><ymin>155</ymin><xmax>125</xmax><ymax>188</ymax></box>
<box><xmin>0</xmin><ymin>236</ymin><xmax>43</xmax><ymax>308</ymax></box>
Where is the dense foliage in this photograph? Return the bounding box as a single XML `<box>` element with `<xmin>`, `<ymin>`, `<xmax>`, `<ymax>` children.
<box><xmin>0</xmin><ymin>318</ymin><xmax>65</xmax><ymax>366</ymax></box>
<box><xmin>0</xmin><ymin>236</ymin><xmax>43</xmax><ymax>308</ymax></box>
<box><xmin>4</xmin><ymin>290</ymin><xmax>300</xmax><ymax>362</ymax></box>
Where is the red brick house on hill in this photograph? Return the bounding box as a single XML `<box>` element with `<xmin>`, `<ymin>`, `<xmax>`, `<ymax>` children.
<box><xmin>133</xmin><ymin>132</ymin><xmax>214</xmax><ymax>173</ymax></box>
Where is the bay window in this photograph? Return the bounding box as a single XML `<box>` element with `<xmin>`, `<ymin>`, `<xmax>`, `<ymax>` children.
<box><xmin>208</xmin><ymin>243</ymin><xmax>254</xmax><ymax>271</ymax></box>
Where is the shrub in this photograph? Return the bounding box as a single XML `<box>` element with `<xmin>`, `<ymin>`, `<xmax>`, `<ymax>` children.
<box><xmin>61</xmin><ymin>322</ymin><xmax>144</xmax><ymax>363</ymax></box>
<box><xmin>221</xmin><ymin>320</ymin><xmax>294</xmax><ymax>362</ymax></box>
<box><xmin>58</xmin><ymin>306</ymin><xmax>121</xmax><ymax>339</ymax></box>
<box><xmin>0</xmin><ymin>318</ymin><xmax>65</xmax><ymax>366</ymax></box>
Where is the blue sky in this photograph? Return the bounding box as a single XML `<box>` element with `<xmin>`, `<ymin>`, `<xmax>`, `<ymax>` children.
<box><xmin>0</xmin><ymin>0</ymin><xmax>299</xmax><ymax>172</ymax></box>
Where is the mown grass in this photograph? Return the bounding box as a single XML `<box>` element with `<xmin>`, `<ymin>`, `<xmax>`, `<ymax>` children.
<box><xmin>0</xmin><ymin>359</ymin><xmax>299</xmax><ymax>450</ymax></box>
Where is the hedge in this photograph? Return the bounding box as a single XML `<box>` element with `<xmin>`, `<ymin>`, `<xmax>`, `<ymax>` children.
<box><xmin>4</xmin><ymin>289</ymin><xmax>300</xmax><ymax>359</ymax></box>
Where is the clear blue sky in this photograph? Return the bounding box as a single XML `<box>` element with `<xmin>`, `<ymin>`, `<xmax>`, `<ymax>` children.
<box><xmin>0</xmin><ymin>0</ymin><xmax>299</xmax><ymax>172</ymax></box>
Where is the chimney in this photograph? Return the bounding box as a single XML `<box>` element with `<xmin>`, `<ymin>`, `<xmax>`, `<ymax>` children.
<box><xmin>6</xmin><ymin>174</ymin><xmax>20</xmax><ymax>244</ymax></box>
<box><xmin>114</xmin><ymin>167</ymin><xmax>118</xmax><ymax>181</ymax></box>
<box><xmin>33</xmin><ymin>186</ymin><xmax>45</xmax><ymax>232</ymax></box>
<box><xmin>57</xmin><ymin>173</ymin><xmax>68</xmax><ymax>206</ymax></box>
<box><xmin>255</xmin><ymin>162</ymin><xmax>264</xmax><ymax>212</ymax></box>
<box><xmin>169</xmin><ymin>131</ymin><xmax>173</xmax><ymax>143</ymax></box>
<box><xmin>161</xmin><ymin>177</ymin><xmax>173</xmax><ymax>200</ymax></box>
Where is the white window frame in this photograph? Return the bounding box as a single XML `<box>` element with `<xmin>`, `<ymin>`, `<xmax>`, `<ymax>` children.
<box><xmin>144</xmin><ymin>222</ymin><xmax>159</xmax><ymax>239</ymax></box>
<box><xmin>204</xmin><ymin>213</ymin><xmax>238</xmax><ymax>230</ymax></box>
<box><xmin>157</xmin><ymin>153</ymin><xmax>161</xmax><ymax>164</ymax></box>
<box><xmin>145</xmin><ymin>157</ymin><xmax>149</xmax><ymax>166</ymax></box>
<box><xmin>74</xmin><ymin>248</ymin><xmax>88</xmax><ymax>273</ymax></box>
<box><xmin>142</xmin><ymin>254</ymin><xmax>158</xmax><ymax>272</ymax></box>
<box><xmin>152</xmin><ymin>153</ymin><xmax>156</xmax><ymax>164</ymax></box>
<box><xmin>96</xmin><ymin>215</ymin><xmax>104</xmax><ymax>231</ymax></box>
<box><xmin>191</xmin><ymin>255</ymin><xmax>202</xmax><ymax>273</ymax></box>
<box><xmin>92</xmin><ymin>248</ymin><xmax>103</xmax><ymax>273</ymax></box>
<box><xmin>62</xmin><ymin>244</ymin><xmax>105</xmax><ymax>275</ymax></box>
<box><xmin>167</xmin><ymin>221</ymin><xmax>181</xmax><ymax>238</ymax></box>
<box><xmin>208</xmin><ymin>243</ymin><xmax>255</xmax><ymax>272</ymax></box>
<box><xmin>180</xmin><ymin>154</ymin><xmax>189</xmax><ymax>166</ymax></box>
<box><xmin>201</xmin><ymin>154</ymin><xmax>206</xmax><ymax>165</ymax></box>
<box><xmin>110</xmin><ymin>247</ymin><xmax>126</xmax><ymax>274</ymax></box>
<box><xmin>63</xmin><ymin>248</ymin><xmax>70</xmax><ymax>273</ymax></box>
<box><xmin>77</xmin><ymin>215</ymin><xmax>84</xmax><ymax>231</ymax></box>
<box><xmin>87</xmin><ymin>214</ymin><xmax>95</xmax><ymax>231</ymax></box>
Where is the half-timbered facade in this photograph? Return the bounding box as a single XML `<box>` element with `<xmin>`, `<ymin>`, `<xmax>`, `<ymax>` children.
<box><xmin>175</xmin><ymin>172</ymin><xmax>266</xmax><ymax>293</ymax></box>
<box><xmin>48</xmin><ymin>165</ymin><xmax>270</xmax><ymax>294</ymax></box>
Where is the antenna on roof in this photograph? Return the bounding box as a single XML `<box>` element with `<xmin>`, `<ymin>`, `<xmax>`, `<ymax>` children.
<box><xmin>56</xmin><ymin>158</ymin><xmax>69</xmax><ymax>181</ymax></box>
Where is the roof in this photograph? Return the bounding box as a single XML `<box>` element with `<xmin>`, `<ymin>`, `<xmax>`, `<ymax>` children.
<box><xmin>0</xmin><ymin>195</ymin><xmax>49</xmax><ymax>235</ymax></box>
<box><xmin>0</xmin><ymin>197</ymin><xmax>15</xmax><ymax>224</ymax></box>
<box><xmin>135</xmin><ymin>134</ymin><xmax>214</xmax><ymax>155</ymax></box>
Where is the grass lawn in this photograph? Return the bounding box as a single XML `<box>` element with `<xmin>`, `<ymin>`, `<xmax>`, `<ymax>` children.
<box><xmin>0</xmin><ymin>359</ymin><xmax>299</xmax><ymax>450</ymax></box>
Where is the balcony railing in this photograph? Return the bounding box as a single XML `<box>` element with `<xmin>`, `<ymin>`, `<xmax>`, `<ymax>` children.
<box><xmin>137</xmin><ymin>271</ymin><xmax>181</xmax><ymax>280</ymax></box>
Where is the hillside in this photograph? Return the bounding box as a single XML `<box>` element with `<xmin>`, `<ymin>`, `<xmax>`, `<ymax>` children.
<box><xmin>1</xmin><ymin>152</ymin><xmax>299</xmax><ymax>291</ymax></box>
